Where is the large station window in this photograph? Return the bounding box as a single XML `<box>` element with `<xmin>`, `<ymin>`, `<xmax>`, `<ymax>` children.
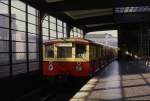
<box><xmin>63</xmin><ymin>22</ymin><xmax>67</xmax><ymax>38</ymax></box>
<box><xmin>76</xmin><ymin>44</ymin><xmax>86</xmax><ymax>58</ymax></box>
<box><xmin>0</xmin><ymin>1</ymin><xmax>9</xmax><ymax>78</ymax></box>
<box><xmin>57</xmin><ymin>47</ymin><xmax>72</xmax><ymax>58</ymax></box>
<box><xmin>42</xmin><ymin>15</ymin><xmax>67</xmax><ymax>42</ymax></box>
<box><xmin>0</xmin><ymin>0</ymin><xmax>40</xmax><ymax>78</ymax></box>
<box><xmin>70</xmin><ymin>27</ymin><xmax>84</xmax><ymax>38</ymax></box>
<box><xmin>45</xmin><ymin>45</ymin><xmax>54</xmax><ymax>58</ymax></box>
<box><xmin>57</xmin><ymin>19</ymin><xmax>63</xmax><ymax>38</ymax></box>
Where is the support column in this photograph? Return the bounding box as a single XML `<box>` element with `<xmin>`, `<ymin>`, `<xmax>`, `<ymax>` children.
<box><xmin>38</xmin><ymin>12</ymin><xmax>45</xmax><ymax>75</ymax></box>
<box><xmin>66</xmin><ymin>24</ymin><xmax>72</xmax><ymax>38</ymax></box>
<box><xmin>8</xmin><ymin>0</ymin><xmax>12</xmax><ymax>77</ymax></box>
<box><xmin>82</xmin><ymin>30</ymin><xmax>86</xmax><ymax>38</ymax></box>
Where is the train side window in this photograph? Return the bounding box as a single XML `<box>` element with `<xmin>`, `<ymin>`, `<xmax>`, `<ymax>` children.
<box><xmin>76</xmin><ymin>44</ymin><xmax>86</xmax><ymax>58</ymax></box>
<box><xmin>45</xmin><ymin>45</ymin><xmax>54</xmax><ymax>58</ymax></box>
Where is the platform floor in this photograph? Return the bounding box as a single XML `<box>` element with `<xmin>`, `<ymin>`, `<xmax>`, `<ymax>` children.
<box><xmin>70</xmin><ymin>61</ymin><xmax>150</xmax><ymax>101</ymax></box>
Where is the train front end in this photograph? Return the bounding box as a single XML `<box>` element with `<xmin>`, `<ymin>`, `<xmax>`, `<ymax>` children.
<box><xmin>43</xmin><ymin>39</ymin><xmax>91</xmax><ymax>77</ymax></box>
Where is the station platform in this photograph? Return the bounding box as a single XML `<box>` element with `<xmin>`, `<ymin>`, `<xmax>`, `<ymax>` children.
<box><xmin>70</xmin><ymin>61</ymin><xmax>150</xmax><ymax>101</ymax></box>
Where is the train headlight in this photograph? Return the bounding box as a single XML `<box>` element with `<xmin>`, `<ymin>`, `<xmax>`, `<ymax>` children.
<box><xmin>75</xmin><ymin>62</ymin><xmax>82</xmax><ymax>72</ymax></box>
<box><xmin>48</xmin><ymin>62</ymin><xmax>53</xmax><ymax>71</ymax></box>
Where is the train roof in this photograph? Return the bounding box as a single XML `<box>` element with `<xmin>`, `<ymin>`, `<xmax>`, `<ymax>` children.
<box><xmin>44</xmin><ymin>38</ymin><xmax>118</xmax><ymax>49</ymax></box>
<box><xmin>44</xmin><ymin>38</ymin><xmax>93</xmax><ymax>45</ymax></box>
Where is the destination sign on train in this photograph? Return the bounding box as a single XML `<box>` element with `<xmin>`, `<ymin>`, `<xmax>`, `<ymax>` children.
<box><xmin>56</xmin><ymin>43</ymin><xmax>72</xmax><ymax>47</ymax></box>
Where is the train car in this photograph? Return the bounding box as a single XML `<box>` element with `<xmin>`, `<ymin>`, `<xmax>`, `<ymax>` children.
<box><xmin>43</xmin><ymin>38</ymin><xmax>117</xmax><ymax>78</ymax></box>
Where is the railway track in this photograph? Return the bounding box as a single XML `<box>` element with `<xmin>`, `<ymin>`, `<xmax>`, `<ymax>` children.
<box><xmin>15</xmin><ymin>77</ymin><xmax>89</xmax><ymax>101</ymax></box>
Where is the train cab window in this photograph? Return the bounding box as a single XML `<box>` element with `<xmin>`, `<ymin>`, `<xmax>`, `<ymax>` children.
<box><xmin>45</xmin><ymin>45</ymin><xmax>54</xmax><ymax>58</ymax></box>
<box><xmin>76</xmin><ymin>44</ymin><xmax>86</xmax><ymax>58</ymax></box>
<box><xmin>57</xmin><ymin>47</ymin><xmax>72</xmax><ymax>58</ymax></box>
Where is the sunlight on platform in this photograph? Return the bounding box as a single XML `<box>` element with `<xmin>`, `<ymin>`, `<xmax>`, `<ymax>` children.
<box><xmin>70</xmin><ymin>62</ymin><xmax>150</xmax><ymax>101</ymax></box>
<box><xmin>70</xmin><ymin>77</ymin><xmax>99</xmax><ymax>101</ymax></box>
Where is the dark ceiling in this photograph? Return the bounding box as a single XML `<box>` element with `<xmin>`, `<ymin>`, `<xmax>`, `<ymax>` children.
<box><xmin>21</xmin><ymin>0</ymin><xmax>150</xmax><ymax>32</ymax></box>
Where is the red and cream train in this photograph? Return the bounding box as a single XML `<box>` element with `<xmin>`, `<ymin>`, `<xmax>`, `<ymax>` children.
<box><xmin>43</xmin><ymin>38</ymin><xmax>117</xmax><ymax>77</ymax></box>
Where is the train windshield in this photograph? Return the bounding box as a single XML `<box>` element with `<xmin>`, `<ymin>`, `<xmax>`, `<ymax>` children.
<box><xmin>76</xmin><ymin>44</ymin><xmax>86</xmax><ymax>58</ymax></box>
<box><xmin>56</xmin><ymin>43</ymin><xmax>72</xmax><ymax>58</ymax></box>
<box><xmin>57</xmin><ymin>47</ymin><xmax>72</xmax><ymax>58</ymax></box>
<box><xmin>45</xmin><ymin>45</ymin><xmax>54</xmax><ymax>58</ymax></box>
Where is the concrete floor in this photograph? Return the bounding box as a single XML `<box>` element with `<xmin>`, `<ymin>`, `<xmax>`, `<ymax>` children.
<box><xmin>70</xmin><ymin>61</ymin><xmax>150</xmax><ymax>101</ymax></box>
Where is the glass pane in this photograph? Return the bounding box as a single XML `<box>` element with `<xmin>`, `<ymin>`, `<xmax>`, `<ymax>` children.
<box><xmin>64</xmin><ymin>33</ymin><xmax>67</xmax><ymax>38</ymax></box>
<box><xmin>50</xmin><ymin>23</ymin><xmax>56</xmax><ymax>30</ymax></box>
<box><xmin>146</xmin><ymin>6</ymin><xmax>150</xmax><ymax>12</ymax></box>
<box><xmin>29</xmin><ymin>43</ymin><xmax>37</xmax><ymax>52</ymax></box>
<box><xmin>0</xmin><ymin>28</ymin><xmax>9</xmax><ymax>40</ymax></box>
<box><xmin>119</xmin><ymin>7</ymin><xmax>124</xmax><ymax>13</ymax></box>
<box><xmin>129</xmin><ymin>7</ymin><xmax>134</xmax><ymax>12</ymax></box>
<box><xmin>132</xmin><ymin>7</ymin><xmax>137</xmax><ymax>12</ymax></box>
<box><xmin>138</xmin><ymin>7</ymin><xmax>145</xmax><ymax>12</ymax></box>
<box><xmin>28</xmin><ymin>33</ymin><xmax>37</xmax><ymax>42</ymax></box>
<box><xmin>50</xmin><ymin>30</ymin><xmax>56</xmax><ymax>39</ymax></box>
<box><xmin>73</xmin><ymin>27</ymin><xmax>76</xmax><ymax>31</ymax></box>
<box><xmin>74</xmin><ymin>32</ymin><xmax>78</xmax><ymax>37</ymax></box>
<box><xmin>0</xmin><ymin>53</ymin><xmax>9</xmax><ymax>65</ymax></box>
<box><xmin>57</xmin><ymin>47</ymin><xmax>72</xmax><ymax>58</ymax></box>
<box><xmin>64</xmin><ymin>27</ymin><xmax>66</xmax><ymax>34</ymax></box>
<box><xmin>77</xmin><ymin>28</ymin><xmax>80</xmax><ymax>33</ymax></box>
<box><xmin>81</xmin><ymin>34</ymin><xmax>83</xmax><ymax>38</ymax></box>
<box><xmin>0</xmin><ymin>2</ymin><xmax>8</xmax><ymax>14</ymax></box>
<box><xmin>43</xmin><ymin>36</ymin><xmax>49</xmax><ymax>43</ymax></box>
<box><xmin>124</xmin><ymin>7</ymin><xmax>130</xmax><ymax>13</ymax></box>
<box><xmin>11</xmin><ymin>19</ymin><xmax>26</xmax><ymax>31</ymax></box>
<box><xmin>43</xmin><ymin>20</ymin><xmax>48</xmax><ymax>28</ymax></box>
<box><xmin>44</xmin><ymin>16</ymin><xmax>48</xmax><ymax>21</ymax></box>
<box><xmin>29</xmin><ymin>62</ymin><xmax>39</xmax><ymax>71</ymax></box>
<box><xmin>12</xmin><ymin>30</ymin><xmax>26</xmax><ymax>41</ymax></box>
<box><xmin>77</xmin><ymin>33</ymin><xmax>80</xmax><ymax>37</ymax></box>
<box><xmin>28</xmin><ymin>24</ymin><xmax>36</xmax><ymax>33</ymax></box>
<box><xmin>12</xmin><ymin>53</ymin><xmax>26</xmax><ymax>63</ymax></box>
<box><xmin>58</xmin><ymin>26</ymin><xmax>62</xmax><ymax>32</ymax></box>
<box><xmin>29</xmin><ymin>53</ymin><xmax>39</xmax><ymax>61</ymax></box>
<box><xmin>12</xmin><ymin>63</ymin><xmax>27</xmax><ymax>75</ymax></box>
<box><xmin>70</xmin><ymin>30</ymin><xmax>73</xmax><ymax>36</ymax></box>
<box><xmin>12</xmin><ymin>41</ymin><xmax>26</xmax><ymax>52</ymax></box>
<box><xmin>28</xmin><ymin>5</ymin><xmax>36</xmax><ymax>15</ymax></box>
<box><xmin>142</xmin><ymin>6</ymin><xmax>147</xmax><ymax>12</ymax></box>
<box><xmin>0</xmin><ymin>0</ymin><xmax>8</xmax><ymax>4</ymax></box>
<box><xmin>58</xmin><ymin>32</ymin><xmax>63</xmax><ymax>38</ymax></box>
<box><xmin>11</xmin><ymin>0</ymin><xmax>25</xmax><ymax>11</ymax></box>
<box><xmin>42</xmin><ymin>28</ymin><xmax>49</xmax><ymax>36</ymax></box>
<box><xmin>11</xmin><ymin>7</ymin><xmax>26</xmax><ymax>21</ymax></box>
<box><xmin>64</xmin><ymin>22</ymin><xmax>66</xmax><ymax>28</ymax></box>
<box><xmin>50</xmin><ymin>16</ymin><xmax>56</xmax><ymax>23</ymax></box>
<box><xmin>28</xmin><ymin>14</ymin><xmax>36</xmax><ymax>24</ymax></box>
<box><xmin>115</xmin><ymin>8</ymin><xmax>120</xmax><ymax>13</ymax></box>
<box><xmin>57</xmin><ymin>19</ymin><xmax>62</xmax><ymax>26</ymax></box>
<box><xmin>0</xmin><ymin>15</ymin><xmax>9</xmax><ymax>28</ymax></box>
<box><xmin>81</xmin><ymin>30</ymin><xmax>83</xmax><ymax>34</ymax></box>
<box><xmin>0</xmin><ymin>40</ymin><xmax>9</xmax><ymax>52</ymax></box>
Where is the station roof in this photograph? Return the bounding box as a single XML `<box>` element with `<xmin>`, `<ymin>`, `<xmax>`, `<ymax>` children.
<box><xmin>85</xmin><ymin>33</ymin><xmax>114</xmax><ymax>38</ymax></box>
<box><xmin>21</xmin><ymin>0</ymin><xmax>150</xmax><ymax>32</ymax></box>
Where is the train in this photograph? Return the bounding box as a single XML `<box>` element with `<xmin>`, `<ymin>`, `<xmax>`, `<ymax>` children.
<box><xmin>43</xmin><ymin>38</ymin><xmax>117</xmax><ymax>78</ymax></box>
